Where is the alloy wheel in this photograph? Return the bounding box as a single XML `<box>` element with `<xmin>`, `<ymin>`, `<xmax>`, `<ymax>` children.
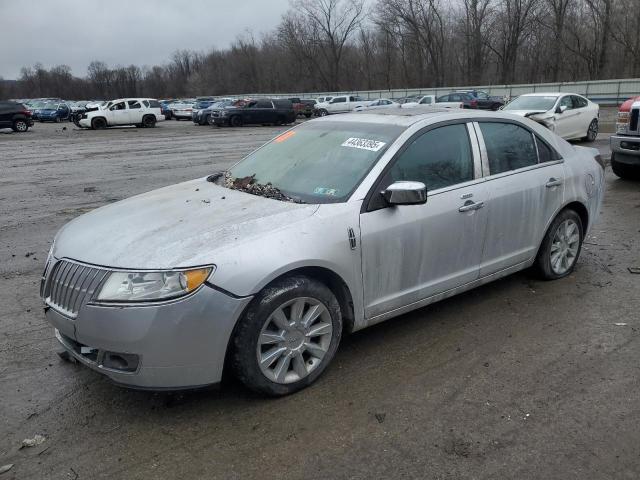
<box><xmin>587</xmin><ymin>120</ymin><xmax>598</xmax><ymax>141</ymax></box>
<box><xmin>550</xmin><ymin>219</ymin><xmax>580</xmax><ymax>275</ymax></box>
<box><xmin>257</xmin><ymin>297</ymin><xmax>333</xmax><ymax>384</ymax></box>
<box><xmin>14</xmin><ymin>121</ymin><xmax>27</xmax><ymax>132</ymax></box>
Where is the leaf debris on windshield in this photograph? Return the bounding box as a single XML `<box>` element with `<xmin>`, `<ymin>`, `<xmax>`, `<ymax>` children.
<box><xmin>223</xmin><ymin>172</ymin><xmax>304</xmax><ymax>203</ymax></box>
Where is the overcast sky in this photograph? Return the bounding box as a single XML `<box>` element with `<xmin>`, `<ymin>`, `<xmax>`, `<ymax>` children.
<box><xmin>0</xmin><ymin>0</ymin><xmax>292</xmax><ymax>79</ymax></box>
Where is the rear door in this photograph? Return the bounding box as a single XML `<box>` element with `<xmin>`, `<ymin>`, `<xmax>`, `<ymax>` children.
<box><xmin>474</xmin><ymin>121</ymin><xmax>565</xmax><ymax>276</ymax></box>
<box><xmin>359</xmin><ymin>122</ymin><xmax>488</xmax><ymax>319</ymax></box>
<box><xmin>127</xmin><ymin>100</ymin><xmax>144</xmax><ymax>123</ymax></box>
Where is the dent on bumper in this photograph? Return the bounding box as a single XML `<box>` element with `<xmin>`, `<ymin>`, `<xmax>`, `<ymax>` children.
<box><xmin>47</xmin><ymin>285</ymin><xmax>252</xmax><ymax>389</ymax></box>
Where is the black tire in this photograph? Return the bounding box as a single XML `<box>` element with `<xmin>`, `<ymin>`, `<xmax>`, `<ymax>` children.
<box><xmin>230</xmin><ymin>115</ymin><xmax>243</xmax><ymax>127</ymax></box>
<box><xmin>611</xmin><ymin>153</ymin><xmax>640</xmax><ymax>180</ymax></box>
<box><xmin>207</xmin><ymin>115</ymin><xmax>216</xmax><ymax>126</ymax></box>
<box><xmin>534</xmin><ymin>209</ymin><xmax>584</xmax><ymax>280</ymax></box>
<box><xmin>583</xmin><ymin>119</ymin><xmax>598</xmax><ymax>142</ymax></box>
<box><xmin>11</xmin><ymin>119</ymin><xmax>28</xmax><ymax>132</ymax></box>
<box><xmin>142</xmin><ymin>115</ymin><xmax>156</xmax><ymax>128</ymax></box>
<box><xmin>201</xmin><ymin>114</ymin><xmax>210</xmax><ymax>126</ymax></box>
<box><xmin>91</xmin><ymin>117</ymin><xmax>107</xmax><ymax>130</ymax></box>
<box><xmin>491</xmin><ymin>103</ymin><xmax>502</xmax><ymax>111</ymax></box>
<box><xmin>231</xmin><ymin>275</ymin><xmax>343</xmax><ymax>396</ymax></box>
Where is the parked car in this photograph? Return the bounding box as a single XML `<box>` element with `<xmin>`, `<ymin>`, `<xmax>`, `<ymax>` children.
<box><xmin>32</xmin><ymin>102</ymin><xmax>71</xmax><ymax>122</ymax></box>
<box><xmin>76</xmin><ymin>98</ymin><xmax>164</xmax><ymax>129</ymax></box>
<box><xmin>286</xmin><ymin>98</ymin><xmax>306</xmax><ymax>117</ymax></box>
<box><xmin>172</xmin><ymin>101</ymin><xmax>196</xmax><ymax>120</ymax></box>
<box><xmin>299</xmin><ymin>99</ymin><xmax>316</xmax><ymax>118</ymax></box>
<box><xmin>354</xmin><ymin>98</ymin><xmax>399</xmax><ymax>111</ymax></box>
<box><xmin>400</xmin><ymin>95</ymin><xmax>463</xmax><ymax>109</ymax></box>
<box><xmin>42</xmin><ymin>108</ymin><xmax>604</xmax><ymax>395</ymax></box>
<box><xmin>191</xmin><ymin>99</ymin><xmax>218</xmax><ymax>123</ymax></box>
<box><xmin>316</xmin><ymin>95</ymin><xmax>369</xmax><ymax>116</ymax></box>
<box><xmin>436</xmin><ymin>92</ymin><xmax>479</xmax><ymax>109</ymax></box>
<box><xmin>193</xmin><ymin>99</ymin><xmax>234</xmax><ymax>125</ymax></box>
<box><xmin>455</xmin><ymin>90</ymin><xmax>505</xmax><ymax>110</ymax></box>
<box><xmin>0</xmin><ymin>101</ymin><xmax>34</xmax><ymax>132</ymax></box>
<box><xmin>315</xmin><ymin>96</ymin><xmax>333</xmax><ymax>104</ymax></box>
<box><xmin>209</xmin><ymin>98</ymin><xmax>296</xmax><ymax>127</ymax></box>
<box><xmin>160</xmin><ymin>100</ymin><xmax>175</xmax><ymax>120</ymax></box>
<box><xmin>610</xmin><ymin>96</ymin><xmax>640</xmax><ymax>179</ymax></box>
<box><xmin>503</xmin><ymin>93</ymin><xmax>599</xmax><ymax>141</ymax></box>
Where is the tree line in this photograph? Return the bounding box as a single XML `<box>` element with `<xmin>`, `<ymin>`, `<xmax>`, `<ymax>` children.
<box><xmin>2</xmin><ymin>0</ymin><xmax>639</xmax><ymax>101</ymax></box>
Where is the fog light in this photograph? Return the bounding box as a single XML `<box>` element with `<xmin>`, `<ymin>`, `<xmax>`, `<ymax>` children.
<box><xmin>102</xmin><ymin>351</ymin><xmax>139</xmax><ymax>372</ymax></box>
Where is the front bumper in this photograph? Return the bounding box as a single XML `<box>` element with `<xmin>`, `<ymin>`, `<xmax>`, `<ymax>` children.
<box><xmin>610</xmin><ymin>135</ymin><xmax>640</xmax><ymax>164</ymax></box>
<box><xmin>46</xmin><ymin>284</ymin><xmax>252</xmax><ymax>389</ymax></box>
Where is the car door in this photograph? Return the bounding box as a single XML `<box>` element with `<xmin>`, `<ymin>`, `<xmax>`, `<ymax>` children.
<box><xmin>571</xmin><ymin>95</ymin><xmax>592</xmax><ymax>137</ymax></box>
<box><xmin>359</xmin><ymin>122</ymin><xmax>488</xmax><ymax>319</ymax></box>
<box><xmin>474</xmin><ymin>120</ymin><xmax>565</xmax><ymax>276</ymax></box>
<box><xmin>329</xmin><ymin>96</ymin><xmax>347</xmax><ymax>113</ymax></box>
<box><xmin>0</xmin><ymin>102</ymin><xmax>10</xmax><ymax>127</ymax></box>
<box><xmin>127</xmin><ymin>100</ymin><xmax>144</xmax><ymax>123</ymax></box>
<box><xmin>107</xmin><ymin>101</ymin><xmax>129</xmax><ymax>125</ymax></box>
<box><xmin>255</xmin><ymin>100</ymin><xmax>274</xmax><ymax>123</ymax></box>
<box><xmin>554</xmin><ymin>95</ymin><xmax>581</xmax><ymax>139</ymax></box>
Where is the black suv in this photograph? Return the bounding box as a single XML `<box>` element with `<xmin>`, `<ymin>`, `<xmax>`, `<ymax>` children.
<box><xmin>209</xmin><ymin>99</ymin><xmax>296</xmax><ymax>127</ymax></box>
<box><xmin>0</xmin><ymin>101</ymin><xmax>34</xmax><ymax>132</ymax></box>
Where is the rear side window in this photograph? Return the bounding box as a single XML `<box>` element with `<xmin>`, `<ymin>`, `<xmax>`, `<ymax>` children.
<box><xmin>128</xmin><ymin>100</ymin><xmax>141</xmax><ymax>109</ymax></box>
<box><xmin>479</xmin><ymin>122</ymin><xmax>538</xmax><ymax>174</ymax></box>
<box><xmin>333</xmin><ymin>97</ymin><xmax>346</xmax><ymax>103</ymax></box>
<box><xmin>535</xmin><ymin>136</ymin><xmax>557</xmax><ymax>163</ymax></box>
<box><xmin>385</xmin><ymin>123</ymin><xmax>474</xmax><ymax>191</ymax></box>
<box><xmin>256</xmin><ymin>100</ymin><xmax>273</xmax><ymax>109</ymax></box>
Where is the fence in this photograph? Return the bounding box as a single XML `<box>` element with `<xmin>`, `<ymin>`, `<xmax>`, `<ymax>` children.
<box><xmin>240</xmin><ymin>78</ymin><xmax>640</xmax><ymax>105</ymax></box>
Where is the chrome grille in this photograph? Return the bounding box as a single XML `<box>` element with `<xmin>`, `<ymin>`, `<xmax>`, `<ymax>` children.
<box><xmin>630</xmin><ymin>108</ymin><xmax>639</xmax><ymax>134</ymax></box>
<box><xmin>44</xmin><ymin>260</ymin><xmax>109</xmax><ymax>318</ymax></box>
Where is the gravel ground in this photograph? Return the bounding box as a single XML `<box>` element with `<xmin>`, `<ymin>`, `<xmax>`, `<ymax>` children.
<box><xmin>0</xmin><ymin>118</ymin><xmax>639</xmax><ymax>480</ymax></box>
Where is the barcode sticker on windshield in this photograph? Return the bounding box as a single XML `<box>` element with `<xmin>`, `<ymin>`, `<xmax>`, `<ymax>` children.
<box><xmin>341</xmin><ymin>137</ymin><xmax>386</xmax><ymax>152</ymax></box>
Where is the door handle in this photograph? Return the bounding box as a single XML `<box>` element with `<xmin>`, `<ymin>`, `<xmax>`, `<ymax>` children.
<box><xmin>546</xmin><ymin>178</ymin><xmax>563</xmax><ymax>188</ymax></box>
<box><xmin>458</xmin><ymin>200</ymin><xmax>485</xmax><ymax>212</ymax></box>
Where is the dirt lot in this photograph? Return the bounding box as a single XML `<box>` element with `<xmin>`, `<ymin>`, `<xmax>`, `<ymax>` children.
<box><xmin>1</xmin><ymin>118</ymin><xmax>639</xmax><ymax>480</ymax></box>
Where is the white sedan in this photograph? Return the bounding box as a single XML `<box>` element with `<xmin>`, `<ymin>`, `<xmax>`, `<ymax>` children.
<box><xmin>354</xmin><ymin>98</ymin><xmax>399</xmax><ymax>111</ymax></box>
<box><xmin>503</xmin><ymin>93</ymin><xmax>599</xmax><ymax>141</ymax></box>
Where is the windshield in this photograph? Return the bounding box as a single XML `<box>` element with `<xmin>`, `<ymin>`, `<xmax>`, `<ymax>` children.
<box><xmin>226</xmin><ymin>121</ymin><xmax>404</xmax><ymax>203</ymax></box>
<box><xmin>504</xmin><ymin>95</ymin><xmax>558</xmax><ymax>111</ymax></box>
<box><xmin>43</xmin><ymin>103</ymin><xmax>59</xmax><ymax>109</ymax></box>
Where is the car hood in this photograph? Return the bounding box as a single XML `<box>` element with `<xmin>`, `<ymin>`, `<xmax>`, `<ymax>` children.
<box><xmin>53</xmin><ymin>177</ymin><xmax>319</xmax><ymax>269</ymax></box>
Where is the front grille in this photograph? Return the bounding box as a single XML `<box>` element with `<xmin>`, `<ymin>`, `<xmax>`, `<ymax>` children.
<box><xmin>630</xmin><ymin>108</ymin><xmax>639</xmax><ymax>133</ymax></box>
<box><xmin>43</xmin><ymin>260</ymin><xmax>109</xmax><ymax>318</ymax></box>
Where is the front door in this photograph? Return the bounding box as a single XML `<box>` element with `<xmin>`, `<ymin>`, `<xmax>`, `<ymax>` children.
<box><xmin>474</xmin><ymin>121</ymin><xmax>565</xmax><ymax>276</ymax></box>
<box><xmin>108</xmin><ymin>101</ymin><xmax>130</xmax><ymax>125</ymax></box>
<box><xmin>359</xmin><ymin>122</ymin><xmax>488</xmax><ymax>319</ymax></box>
<box><xmin>554</xmin><ymin>95</ymin><xmax>582</xmax><ymax>139</ymax></box>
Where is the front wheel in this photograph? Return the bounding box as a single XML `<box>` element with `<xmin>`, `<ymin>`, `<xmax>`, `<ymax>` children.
<box><xmin>583</xmin><ymin>119</ymin><xmax>598</xmax><ymax>142</ymax></box>
<box><xmin>318</xmin><ymin>109</ymin><xmax>328</xmax><ymax>117</ymax></box>
<box><xmin>231</xmin><ymin>275</ymin><xmax>342</xmax><ymax>396</ymax></box>
<box><xmin>229</xmin><ymin>115</ymin><xmax>243</xmax><ymax>127</ymax></box>
<box><xmin>91</xmin><ymin>117</ymin><xmax>107</xmax><ymax>130</ymax></box>
<box><xmin>534</xmin><ymin>209</ymin><xmax>584</xmax><ymax>280</ymax></box>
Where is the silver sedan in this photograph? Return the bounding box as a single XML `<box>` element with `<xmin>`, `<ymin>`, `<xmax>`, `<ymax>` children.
<box><xmin>41</xmin><ymin>108</ymin><xmax>605</xmax><ymax>395</ymax></box>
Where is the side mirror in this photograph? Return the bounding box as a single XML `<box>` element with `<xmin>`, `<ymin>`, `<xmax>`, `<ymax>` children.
<box><xmin>556</xmin><ymin>105</ymin><xmax>568</xmax><ymax>114</ymax></box>
<box><xmin>382</xmin><ymin>181</ymin><xmax>427</xmax><ymax>206</ymax></box>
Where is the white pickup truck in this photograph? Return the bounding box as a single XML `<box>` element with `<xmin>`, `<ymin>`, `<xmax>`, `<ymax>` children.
<box><xmin>315</xmin><ymin>95</ymin><xmax>369</xmax><ymax>116</ymax></box>
<box><xmin>77</xmin><ymin>98</ymin><xmax>164</xmax><ymax>129</ymax></box>
<box><xmin>401</xmin><ymin>95</ymin><xmax>462</xmax><ymax>109</ymax></box>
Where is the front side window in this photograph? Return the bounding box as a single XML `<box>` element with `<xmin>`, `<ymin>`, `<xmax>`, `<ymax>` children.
<box><xmin>437</xmin><ymin>95</ymin><xmax>450</xmax><ymax>102</ymax></box>
<box><xmin>559</xmin><ymin>96</ymin><xmax>573</xmax><ymax>110</ymax></box>
<box><xmin>384</xmin><ymin>123</ymin><xmax>474</xmax><ymax>192</ymax></box>
<box><xmin>572</xmin><ymin>95</ymin><xmax>588</xmax><ymax>108</ymax></box>
<box><xmin>110</xmin><ymin>102</ymin><xmax>126</xmax><ymax>111</ymax></box>
<box><xmin>420</xmin><ymin>97</ymin><xmax>432</xmax><ymax>104</ymax></box>
<box><xmin>227</xmin><ymin>121</ymin><xmax>404</xmax><ymax>203</ymax></box>
<box><xmin>256</xmin><ymin>100</ymin><xmax>273</xmax><ymax>109</ymax></box>
<box><xmin>479</xmin><ymin>122</ymin><xmax>538</xmax><ymax>174</ymax></box>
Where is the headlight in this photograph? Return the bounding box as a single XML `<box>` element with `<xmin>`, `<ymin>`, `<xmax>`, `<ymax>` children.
<box><xmin>221</xmin><ymin>110</ymin><xmax>229</xmax><ymax>116</ymax></box>
<box><xmin>616</xmin><ymin>111</ymin><xmax>630</xmax><ymax>133</ymax></box>
<box><xmin>95</xmin><ymin>267</ymin><xmax>213</xmax><ymax>303</ymax></box>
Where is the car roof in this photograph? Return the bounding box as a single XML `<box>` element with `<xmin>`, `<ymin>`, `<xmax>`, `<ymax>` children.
<box><xmin>313</xmin><ymin>106</ymin><xmax>525</xmax><ymax>127</ymax></box>
<box><xmin>518</xmin><ymin>92</ymin><xmax>580</xmax><ymax>97</ymax></box>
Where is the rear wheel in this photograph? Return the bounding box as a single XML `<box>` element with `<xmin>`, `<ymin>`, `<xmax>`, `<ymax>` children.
<box><xmin>534</xmin><ymin>209</ymin><xmax>583</xmax><ymax>280</ymax></box>
<box><xmin>231</xmin><ymin>275</ymin><xmax>342</xmax><ymax>396</ymax></box>
<box><xmin>583</xmin><ymin>119</ymin><xmax>598</xmax><ymax>142</ymax></box>
<box><xmin>11</xmin><ymin>119</ymin><xmax>28</xmax><ymax>132</ymax></box>
<box><xmin>142</xmin><ymin>115</ymin><xmax>156</xmax><ymax>128</ymax></box>
<box><xmin>91</xmin><ymin>117</ymin><xmax>107</xmax><ymax>130</ymax></box>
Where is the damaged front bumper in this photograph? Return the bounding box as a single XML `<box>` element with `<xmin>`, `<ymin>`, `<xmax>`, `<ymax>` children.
<box><xmin>45</xmin><ymin>281</ymin><xmax>252</xmax><ymax>389</ymax></box>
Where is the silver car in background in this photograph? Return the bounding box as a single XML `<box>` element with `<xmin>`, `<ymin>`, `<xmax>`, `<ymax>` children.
<box><xmin>41</xmin><ymin>108</ymin><xmax>605</xmax><ymax>395</ymax></box>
